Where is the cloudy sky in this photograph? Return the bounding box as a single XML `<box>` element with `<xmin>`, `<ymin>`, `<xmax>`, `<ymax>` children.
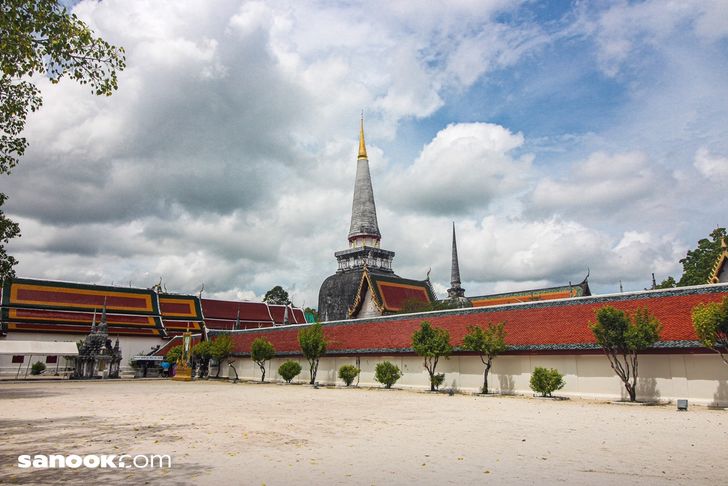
<box><xmin>6</xmin><ymin>0</ymin><xmax>728</xmax><ymax>307</ymax></box>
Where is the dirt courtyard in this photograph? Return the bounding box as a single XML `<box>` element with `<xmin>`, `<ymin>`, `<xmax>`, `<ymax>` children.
<box><xmin>0</xmin><ymin>380</ymin><xmax>725</xmax><ymax>485</ymax></box>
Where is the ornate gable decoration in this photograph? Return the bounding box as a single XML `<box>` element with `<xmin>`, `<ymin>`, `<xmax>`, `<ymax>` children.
<box><xmin>348</xmin><ymin>268</ymin><xmax>384</xmax><ymax>318</ymax></box>
<box><xmin>709</xmin><ymin>237</ymin><xmax>728</xmax><ymax>284</ymax></box>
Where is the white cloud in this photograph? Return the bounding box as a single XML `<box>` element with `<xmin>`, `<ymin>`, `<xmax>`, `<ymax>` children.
<box><xmin>694</xmin><ymin>147</ymin><xmax>728</xmax><ymax>180</ymax></box>
<box><xmin>385</xmin><ymin>122</ymin><xmax>532</xmax><ymax>215</ymax></box>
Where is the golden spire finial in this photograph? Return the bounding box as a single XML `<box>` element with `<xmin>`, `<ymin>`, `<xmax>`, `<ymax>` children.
<box><xmin>358</xmin><ymin>112</ymin><xmax>367</xmax><ymax>160</ymax></box>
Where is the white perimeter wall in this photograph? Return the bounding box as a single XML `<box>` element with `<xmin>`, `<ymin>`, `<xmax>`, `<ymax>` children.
<box><xmin>0</xmin><ymin>332</ymin><xmax>167</xmax><ymax>377</ymax></box>
<box><xmin>220</xmin><ymin>353</ymin><xmax>728</xmax><ymax>407</ymax></box>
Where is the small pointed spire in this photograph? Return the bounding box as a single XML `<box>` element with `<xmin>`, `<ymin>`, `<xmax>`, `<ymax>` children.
<box><xmin>450</xmin><ymin>222</ymin><xmax>462</xmax><ymax>288</ymax></box>
<box><xmin>447</xmin><ymin>222</ymin><xmax>466</xmax><ymax>300</ymax></box>
<box><xmin>651</xmin><ymin>273</ymin><xmax>657</xmax><ymax>290</ymax></box>
<box><xmin>283</xmin><ymin>305</ymin><xmax>290</xmax><ymax>325</ymax></box>
<box><xmin>619</xmin><ymin>280</ymin><xmax>623</xmax><ymax>293</ymax></box>
<box><xmin>234</xmin><ymin>306</ymin><xmax>240</xmax><ymax>331</ymax></box>
<box><xmin>90</xmin><ymin>308</ymin><xmax>97</xmax><ymax>333</ymax></box>
<box><xmin>358</xmin><ymin>112</ymin><xmax>368</xmax><ymax>160</ymax></box>
<box><xmin>99</xmin><ymin>298</ymin><xmax>108</xmax><ymax>334</ymax></box>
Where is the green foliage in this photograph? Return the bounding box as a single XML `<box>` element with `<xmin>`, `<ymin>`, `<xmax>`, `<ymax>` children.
<box><xmin>0</xmin><ymin>0</ymin><xmax>126</xmax><ymax>279</ymax></box>
<box><xmin>251</xmin><ymin>337</ymin><xmax>276</xmax><ymax>382</ymax></box>
<box><xmin>278</xmin><ymin>360</ymin><xmax>302</xmax><ymax>383</ymax></box>
<box><xmin>211</xmin><ymin>335</ymin><xmax>232</xmax><ymax>362</ymax></box>
<box><xmin>432</xmin><ymin>373</ymin><xmax>445</xmax><ymax>390</ymax></box>
<box><xmin>692</xmin><ymin>297</ymin><xmax>728</xmax><ymax>366</ymax></box>
<box><xmin>655</xmin><ymin>276</ymin><xmax>677</xmax><ymax>289</ymax></box>
<box><xmin>462</xmin><ymin>322</ymin><xmax>507</xmax><ymax>394</ymax></box>
<box><xmin>192</xmin><ymin>340</ymin><xmax>213</xmax><ymax>359</ymax></box>
<box><xmin>678</xmin><ymin>227</ymin><xmax>726</xmax><ymax>286</ymax></box>
<box><xmin>0</xmin><ymin>194</ymin><xmax>20</xmax><ymax>280</ymax></box>
<box><xmin>298</xmin><ymin>323</ymin><xmax>327</xmax><ymax>384</ymax></box>
<box><xmin>210</xmin><ymin>335</ymin><xmax>233</xmax><ymax>378</ymax></box>
<box><xmin>263</xmin><ymin>285</ymin><xmax>291</xmax><ymax>305</ymax></box>
<box><xmin>30</xmin><ymin>360</ymin><xmax>46</xmax><ymax>375</ymax></box>
<box><xmin>590</xmin><ymin>306</ymin><xmax>662</xmax><ymax>401</ymax></box>
<box><xmin>374</xmin><ymin>361</ymin><xmax>401</xmax><ymax>388</ymax></box>
<box><xmin>165</xmin><ymin>345</ymin><xmax>182</xmax><ymax>364</ymax></box>
<box><xmin>661</xmin><ymin>227</ymin><xmax>726</xmax><ymax>287</ymax></box>
<box><xmin>338</xmin><ymin>364</ymin><xmax>360</xmax><ymax>386</ymax></box>
<box><xmin>412</xmin><ymin>321</ymin><xmax>452</xmax><ymax>391</ymax></box>
<box><xmin>529</xmin><ymin>367</ymin><xmax>565</xmax><ymax>397</ymax></box>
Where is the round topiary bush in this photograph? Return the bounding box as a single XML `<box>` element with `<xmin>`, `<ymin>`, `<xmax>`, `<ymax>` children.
<box><xmin>338</xmin><ymin>364</ymin><xmax>360</xmax><ymax>386</ymax></box>
<box><xmin>529</xmin><ymin>367</ymin><xmax>565</xmax><ymax>397</ymax></box>
<box><xmin>278</xmin><ymin>360</ymin><xmax>302</xmax><ymax>383</ymax></box>
<box><xmin>374</xmin><ymin>361</ymin><xmax>401</xmax><ymax>389</ymax></box>
<box><xmin>31</xmin><ymin>361</ymin><xmax>46</xmax><ymax>375</ymax></box>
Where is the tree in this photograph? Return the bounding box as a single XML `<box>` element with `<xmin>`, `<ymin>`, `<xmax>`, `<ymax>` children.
<box><xmin>655</xmin><ymin>276</ymin><xmax>677</xmax><ymax>289</ymax></box>
<box><xmin>0</xmin><ymin>1</ymin><xmax>126</xmax><ymax>279</ymax></box>
<box><xmin>0</xmin><ymin>194</ymin><xmax>20</xmax><ymax>280</ymax></box>
<box><xmin>263</xmin><ymin>285</ymin><xmax>291</xmax><ymax>305</ymax></box>
<box><xmin>278</xmin><ymin>360</ymin><xmax>302</xmax><ymax>383</ymax></box>
<box><xmin>412</xmin><ymin>321</ymin><xmax>452</xmax><ymax>391</ymax></box>
<box><xmin>660</xmin><ymin>227</ymin><xmax>726</xmax><ymax>288</ymax></box>
<box><xmin>462</xmin><ymin>322</ymin><xmax>507</xmax><ymax>394</ymax></box>
<box><xmin>590</xmin><ymin>306</ymin><xmax>662</xmax><ymax>402</ymax></box>
<box><xmin>529</xmin><ymin>367</ymin><xmax>565</xmax><ymax>397</ymax></box>
<box><xmin>692</xmin><ymin>297</ymin><xmax>728</xmax><ymax>366</ymax></box>
<box><xmin>192</xmin><ymin>340</ymin><xmax>214</xmax><ymax>378</ymax></box>
<box><xmin>251</xmin><ymin>337</ymin><xmax>276</xmax><ymax>382</ymax></box>
<box><xmin>338</xmin><ymin>364</ymin><xmax>360</xmax><ymax>386</ymax></box>
<box><xmin>164</xmin><ymin>345</ymin><xmax>183</xmax><ymax>365</ymax></box>
<box><xmin>374</xmin><ymin>361</ymin><xmax>401</xmax><ymax>388</ymax></box>
<box><xmin>298</xmin><ymin>323</ymin><xmax>327</xmax><ymax>384</ymax></box>
<box><xmin>210</xmin><ymin>335</ymin><xmax>233</xmax><ymax>378</ymax></box>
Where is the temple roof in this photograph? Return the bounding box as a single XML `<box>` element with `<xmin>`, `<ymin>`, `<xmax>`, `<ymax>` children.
<box><xmin>222</xmin><ymin>284</ymin><xmax>728</xmax><ymax>356</ymax></box>
<box><xmin>469</xmin><ymin>277</ymin><xmax>591</xmax><ymax>308</ymax></box>
<box><xmin>348</xmin><ymin>269</ymin><xmax>435</xmax><ymax>317</ymax></box>
<box><xmin>348</xmin><ymin>117</ymin><xmax>381</xmax><ymax>242</ymax></box>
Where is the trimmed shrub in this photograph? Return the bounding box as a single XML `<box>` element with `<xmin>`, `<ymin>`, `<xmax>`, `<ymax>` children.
<box><xmin>278</xmin><ymin>360</ymin><xmax>302</xmax><ymax>383</ymax></box>
<box><xmin>530</xmin><ymin>367</ymin><xmax>565</xmax><ymax>397</ymax></box>
<box><xmin>374</xmin><ymin>361</ymin><xmax>401</xmax><ymax>389</ymax></box>
<box><xmin>31</xmin><ymin>361</ymin><xmax>46</xmax><ymax>375</ymax></box>
<box><xmin>432</xmin><ymin>373</ymin><xmax>445</xmax><ymax>391</ymax></box>
<box><xmin>338</xmin><ymin>364</ymin><xmax>360</xmax><ymax>386</ymax></box>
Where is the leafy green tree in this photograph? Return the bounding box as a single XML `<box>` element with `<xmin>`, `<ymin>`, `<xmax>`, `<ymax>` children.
<box><xmin>678</xmin><ymin>227</ymin><xmax>726</xmax><ymax>286</ymax></box>
<box><xmin>338</xmin><ymin>364</ymin><xmax>360</xmax><ymax>386</ymax></box>
<box><xmin>278</xmin><ymin>360</ymin><xmax>302</xmax><ymax>383</ymax></box>
<box><xmin>529</xmin><ymin>367</ymin><xmax>565</xmax><ymax>397</ymax></box>
<box><xmin>655</xmin><ymin>276</ymin><xmax>677</xmax><ymax>289</ymax></box>
<box><xmin>264</xmin><ymin>285</ymin><xmax>291</xmax><ymax>305</ymax></box>
<box><xmin>298</xmin><ymin>323</ymin><xmax>327</xmax><ymax>384</ymax></box>
<box><xmin>192</xmin><ymin>340</ymin><xmax>214</xmax><ymax>378</ymax></box>
<box><xmin>374</xmin><ymin>361</ymin><xmax>401</xmax><ymax>388</ymax></box>
<box><xmin>412</xmin><ymin>321</ymin><xmax>452</xmax><ymax>391</ymax></box>
<box><xmin>164</xmin><ymin>344</ymin><xmax>183</xmax><ymax>364</ymax></box>
<box><xmin>210</xmin><ymin>335</ymin><xmax>233</xmax><ymax>378</ymax></box>
<box><xmin>462</xmin><ymin>322</ymin><xmax>507</xmax><ymax>394</ymax></box>
<box><xmin>0</xmin><ymin>1</ymin><xmax>126</xmax><ymax>279</ymax></box>
<box><xmin>692</xmin><ymin>297</ymin><xmax>728</xmax><ymax>366</ymax></box>
<box><xmin>590</xmin><ymin>306</ymin><xmax>662</xmax><ymax>402</ymax></box>
<box><xmin>251</xmin><ymin>337</ymin><xmax>276</xmax><ymax>382</ymax></box>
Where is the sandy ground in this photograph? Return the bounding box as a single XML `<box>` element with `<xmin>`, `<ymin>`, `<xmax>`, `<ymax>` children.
<box><xmin>0</xmin><ymin>380</ymin><xmax>725</xmax><ymax>485</ymax></box>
